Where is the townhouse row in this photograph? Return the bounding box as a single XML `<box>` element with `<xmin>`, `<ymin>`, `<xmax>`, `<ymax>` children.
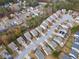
<box><xmin>0</xmin><ymin>9</ymin><xmax>79</xmax><ymax>59</ymax></box>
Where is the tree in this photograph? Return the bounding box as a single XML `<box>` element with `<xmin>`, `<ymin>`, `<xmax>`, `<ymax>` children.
<box><xmin>25</xmin><ymin>0</ymin><xmax>39</xmax><ymax>7</ymax></box>
<box><xmin>66</xmin><ymin>0</ymin><xmax>79</xmax><ymax>11</ymax></box>
<box><xmin>44</xmin><ymin>3</ymin><xmax>53</xmax><ymax>15</ymax></box>
<box><xmin>1</xmin><ymin>35</ymin><xmax>10</xmax><ymax>45</ymax></box>
<box><xmin>0</xmin><ymin>0</ymin><xmax>16</xmax><ymax>5</ymax></box>
<box><xmin>13</xmin><ymin>27</ymin><xmax>22</xmax><ymax>38</ymax></box>
<box><xmin>52</xmin><ymin>1</ymin><xmax>73</xmax><ymax>12</ymax></box>
<box><xmin>0</xmin><ymin>0</ymin><xmax>5</xmax><ymax>5</ymax></box>
<box><xmin>67</xmin><ymin>0</ymin><xmax>79</xmax><ymax>3</ymax></box>
<box><xmin>0</xmin><ymin>7</ymin><xmax>8</xmax><ymax>16</ymax></box>
<box><xmin>52</xmin><ymin>50</ymin><xmax>61</xmax><ymax>58</ymax></box>
<box><xmin>71</xmin><ymin>25</ymin><xmax>79</xmax><ymax>33</ymax></box>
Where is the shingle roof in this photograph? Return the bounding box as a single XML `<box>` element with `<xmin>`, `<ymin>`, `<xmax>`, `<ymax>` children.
<box><xmin>69</xmin><ymin>32</ymin><xmax>79</xmax><ymax>59</ymax></box>
<box><xmin>35</xmin><ymin>26</ymin><xmax>43</xmax><ymax>33</ymax></box>
<box><xmin>17</xmin><ymin>37</ymin><xmax>27</xmax><ymax>46</ymax></box>
<box><xmin>8</xmin><ymin>42</ymin><xmax>18</xmax><ymax>51</ymax></box>
<box><xmin>53</xmin><ymin>37</ymin><xmax>63</xmax><ymax>46</ymax></box>
<box><xmin>73</xmin><ymin>44</ymin><xmax>79</xmax><ymax>50</ymax></box>
<box><xmin>62</xmin><ymin>54</ymin><xmax>71</xmax><ymax>59</ymax></box>
<box><xmin>35</xmin><ymin>49</ymin><xmax>45</xmax><ymax>59</ymax></box>
<box><xmin>76</xmin><ymin>32</ymin><xmax>79</xmax><ymax>36</ymax></box>
<box><xmin>24</xmin><ymin>32</ymin><xmax>32</xmax><ymax>40</ymax></box>
<box><xmin>30</xmin><ymin>29</ymin><xmax>38</xmax><ymax>37</ymax></box>
<box><xmin>70</xmin><ymin>49</ymin><xmax>78</xmax><ymax>58</ymax></box>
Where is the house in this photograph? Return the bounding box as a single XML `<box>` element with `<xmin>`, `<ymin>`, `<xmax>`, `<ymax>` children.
<box><xmin>9</xmin><ymin>3</ymin><xmax>20</xmax><ymax>12</ymax></box>
<box><xmin>0</xmin><ymin>49</ymin><xmax>13</xmax><ymax>59</ymax></box>
<box><xmin>40</xmin><ymin>22</ymin><xmax>48</xmax><ymax>30</ymax></box>
<box><xmin>43</xmin><ymin>20</ymin><xmax>52</xmax><ymax>26</ymax></box>
<box><xmin>58</xmin><ymin>29</ymin><xmax>68</xmax><ymax>38</ymax></box>
<box><xmin>49</xmin><ymin>15</ymin><xmax>58</xmax><ymax>23</ymax></box>
<box><xmin>62</xmin><ymin>32</ymin><xmax>79</xmax><ymax>59</ymax></box>
<box><xmin>62</xmin><ymin>53</ymin><xmax>71</xmax><ymax>59</ymax></box>
<box><xmin>75</xmin><ymin>17</ymin><xmax>79</xmax><ymax>23</ymax></box>
<box><xmin>60</xmin><ymin>24</ymin><xmax>69</xmax><ymax>29</ymax></box>
<box><xmin>68</xmin><ymin>10</ymin><xmax>73</xmax><ymax>15</ymax></box>
<box><xmin>0</xmin><ymin>22</ymin><xmax>6</xmax><ymax>32</ymax></box>
<box><xmin>35</xmin><ymin>48</ymin><xmax>45</xmax><ymax>59</ymax></box>
<box><xmin>35</xmin><ymin>26</ymin><xmax>45</xmax><ymax>35</ymax></box>
<box><xmin>41</xmin><ymin>42</ymin><xmax>52</xmax><ymax>55</ymax></box>
<box><xmin>69</xmin><ymin>48</ymin><xmax>78</xmax><ymax>59</ymax></box>
<box><xmin>61</xmin><ymin>9</ymin><xmax>66</xmax><ymax>15</ymax></box>
<box><xmin>30</xmin><ymin>29</ymin><xmax>39</xmax><ymax>38</ymax></box>
<box><xmin>53</xmin><ymin>13</ymin><xmax>59</xmax><ymax>19</ymax></box>
<box><xmin>8</xmin><ymin>42</ymin><xmax>21</xmax><ymax>54</ymax></box>
<box><xmin>46</xmin><ymin>17</ymin><xmax>53</xmax><ymax>24</ymax></box>
<box><xmin>53</xmin><ymin>37</ymin><xmax>64</xmax><ymax>47</ymax></box>
<box><xmin>56</xmin><ymin>10</ymin><xmax>62</xmax><ymax>17</ymax></box>
<box><xmin>69</xmin><ymin>32</ymin><xmax>79</xmax><ymax>59</ymax></box>
<box><xmin>72</xmin><ymin>12</ymin><xmax>78</xmax><ymax>18</ymax></box>
<box><xmin>24</xmin><ymin>54</ymin><xmax>31</xmax><ymax>59</ymax></box>
<box><xmin>46</xmin><ymin>40</ymin><xmax>58</xmax><ymax>50</ymax></box>
<box><xmin>50</xmin><ymin>15</ymin><xmax>56</xmax><ymax>20</ymax></box>
<box><xmin>17</xmin><ymin>37</ymin><xmax>27</xmax><ymax>47</ymax></box>
<box><xmin>24</xmin><ymin>32</ymin><xmax>32</xmax><ymax>41</ymax></box>
<box><xmin>60</xmin><ymin>14</ymin><xmax>73</xmax><ymax>24</ymax></box>
<box><xmin>21</xmin><ymin>35</ymin><xmax>31</xmax><ymax>45</ymax></box>
<box><xmin>43</xmin><ymin>20</ymin><xmax>49</xmax><ymax>26</ymax></box>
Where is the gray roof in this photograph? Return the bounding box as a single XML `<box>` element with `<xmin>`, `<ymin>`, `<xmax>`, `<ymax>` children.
<box><xmin>53</xmin><ymin>37</ymin><xmax>63</xmax><ymax>45</ymax></box>
<box><xmin>61</xmin><ymin>9</ymin><xmax>66</xmax><ymax>14</ymax></box>
<box><xmin>35</xmin><ymin>26</ymin><xmax>43</xmax><ymax>33</ymax></box>
<box><xmin>59</xmin><ymin>29</ymin><xmax>67</xmax><ymax>34</ymax></box>
<box><xmin>46</xmin><ymin>18</ymin><xmax>52</xmax><ymax>23</ymax></box>
<box><xmin>8</xmin><ymin>42</ymin><xmax>18</xmax><ymax>51</ymax></box>
<box><xmin>41</xmin><ymin>22</ymin><xmax>48</xmax><ymax>29</ymax></box>
<box><xmin>69</xmin><ymin>32</ymin><xmax>79</xmax><ymax>59</ymax></box>
<box><xmin>51</xmin><ymin>41</ymin><xmax>58</xmax><ymax>48</ymax></box>
<box><xmin>43</xmin><ymin>20</ymin><xmax>49</xmax><ymax>25</ymax></box>
<box><xmin>61</xmin><ymin>14</ymin><xmax>73</xmax><ymax>22</ymax></box>
<box><xmin>68</xmin><ymin>10</ymin><xmax>73</xmax><ymax>15</ymax></box>
<box><xmin>75</xmin><ymin>37</ymin><xmax>79</xmax><ymax>42</ymax></box>
<box><xmin>24</xmin><ymin>32</ymin><xmax>32</xmax><ymax>40</ymax></box>
<box><xmin>0</xmin><ymin>49</ymin><xmax>13</xmax><ymax>59</ymax></box>
<box><xmin>76</xmin><ymin>32</ymin><xmax>79</xmax><ymax>36</ymax></box>
<box><xmin>30</xmin><ymin>29</ymin><xmax>38</xmax><ymax>37</ymax></box>
<box><xmin>73</xmin><ymin>44</ymin><xmax>79</xmax><ymax>50</ymax></box>
<box><xmin>70</xmin><ymin>49</ymin><xmax>78</xmax><ymax>59</ymax></box>
<box><xmin>56</xmin><ymin>10</ymin><xmax>62</xmax><ymax>16</ymax></box>
<box><xmin>43</xmin><ymin>44</ymin><xmax>52</xmax><ymax>54</ymax></box>
<box><xmin>62</xmin><ymin>54</ymin><xmax>71</xmax><ymax>59</ymax></box>
<box><xmin>53</xmin><ymin>13</ymin><xmax>58</xmax><ymax>18</ymax></box>
<box><xmin>48</xmin><ymin>41</ymin><xmax>58</xmax><ymax>50</ymax></box>
<box><xmin>35</xmin><ymin>49</ymin><xmax>45</xmax><ymax>59</ymax></box>
<box><xmin>17</xmin><ymin>37</ymin><xmax>27</xmax><ymax>46</ymax></box>
<box><xmin>58</xmin><ymin>29</ymin><xmax>67</xmax><ymax>37</ymax></box>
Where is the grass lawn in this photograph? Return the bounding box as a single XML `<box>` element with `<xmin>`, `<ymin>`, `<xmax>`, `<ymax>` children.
<box><xmin>5</xmin><ymin>45</ymin><xmax>13</xmax><ymax>54</ymax></box>
<box><xmin>71</xmin><ymin>25</ymin><xmax>79</xmax><ymax>33</ymax></box>
<box><xmin>66</xmin><ymin>40</ymin><xmax>73</xmax><ymax>49</ymax></box>
<box><xmin>47</xmin><ymin>42</ymin><xmax>61</xmax><ymax>58</ymax></box>
<box><xmin>52</xmin><ymin>51</ymin><xmax>61</xmax><ymax>58</ymax></box>
<box><xmin>45</xmin><ymin>54</ymin><xmax>58</xmax><ymax>59</ymax></box>
<box><xmin>0</xmin><ymin>55</ymin><xmax>3</xmax><ymax>59</ymax></box>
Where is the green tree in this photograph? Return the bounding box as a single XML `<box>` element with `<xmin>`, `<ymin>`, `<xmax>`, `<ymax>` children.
<box><xmin>0</xmin><ymin>0</ymin><xmax>16</xmax><ymax>5</ymax></box>
<box><xmin>66</xmin><ymin>0</ymin><xmax>79</xmax><ymax>11</ymax></box>
<box><xmin>52</xmin><ymin>1</ymin><xmax>73</xmax><ymax>12</ymax></box>
<box><xmin>71</xmin><ymin>25</ymin><xmax>79</xmax><ymax>33</ymax></box>
<box><xmin>67</xmin><ymin>0</ymin><xmax>79</xmax><ymax>3</ymax></box>
<box><xmin>0</xmin><ymin>7</ymin><xmax>8</xmax><ymax>15</ymax></box>
<box><xmin>25</xmin><ymin>0</ymin><xmax>39</xmax><ymax>7</ymax></box>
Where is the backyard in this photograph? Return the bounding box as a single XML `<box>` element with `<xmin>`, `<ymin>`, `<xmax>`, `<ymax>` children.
<box><xmin>71</xmin><ymin>25</ymin><xmax>79</xmax><ymax>33</ymax></box>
